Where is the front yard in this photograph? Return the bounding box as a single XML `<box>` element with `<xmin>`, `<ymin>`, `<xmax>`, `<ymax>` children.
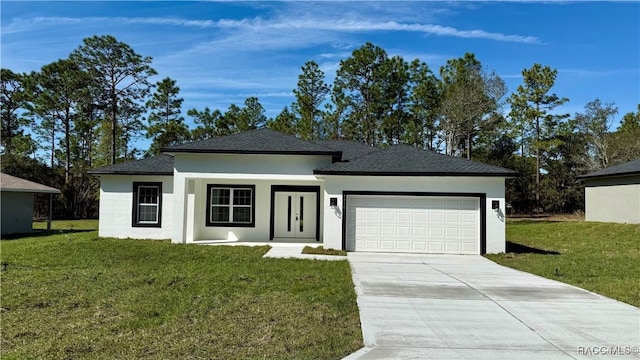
<box><xmin>1</xmin><ymin>221</ymin><xmax>363</xmax><ymax>359</ymax></box>
<box><xmin>487</xmin><ymin>220</ymin><xmax>640</xmax><ymax>307</ymax></box>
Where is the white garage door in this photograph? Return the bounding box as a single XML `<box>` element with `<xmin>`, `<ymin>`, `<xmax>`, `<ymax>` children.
<box><xmin>346</xmin><ymin>195</ymin><xmax>480</xmax><ymax>254</ymax></box>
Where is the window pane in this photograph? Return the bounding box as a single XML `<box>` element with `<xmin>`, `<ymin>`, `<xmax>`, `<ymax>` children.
<box><xmin>233</xmin><ymin>207</ymin><xmax>251</xmax><ymax>223</ymax></box>
<box><xmin>211</xmin><ymin>188</ymin><xmax>230</xmax><ymax>205</ymax></box>
<box><xmin>211</xmin><ymin>206</ymin><xmax>230</xmax><ymax>222</ymax></box>
<box><xmin>139</xmin><ymin>204</ymin><xmax>158</xmax><ymax>222</ymax></box>
<box><xmin>139</xmin><ymin>186</ymin><xmax>159</xmax><ymax>204</ymax></box>
<box><xmin>233</xmin><ymin>189</ymin><xmax>252</xmax><ymax>206</ymax></box>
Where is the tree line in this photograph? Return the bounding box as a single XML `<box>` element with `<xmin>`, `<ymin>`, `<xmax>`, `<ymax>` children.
<box><xmin>1</xmin><ymin>35</ymin><xmax>639</xmax><ymax>219</ymax></box>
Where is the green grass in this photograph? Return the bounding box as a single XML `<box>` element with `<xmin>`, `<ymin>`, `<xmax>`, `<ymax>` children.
<box><xmin>486</xmin><ymin>220</ymin><xmax>640</xmax><ymax>307</ymax></box>
<box><xmin>1</xmin><ymin>223</ymin><xmax>363</xmax><ymax>359</ymax></box>
<box><xmin>302</xmin><ymin>246</ymin><xmax>347</xmax><ymax>256</ymax></box>
<box><xmin>32</xmin><ymin>219</ymin><xmax>98</xmax><ymax>231</ymax></box>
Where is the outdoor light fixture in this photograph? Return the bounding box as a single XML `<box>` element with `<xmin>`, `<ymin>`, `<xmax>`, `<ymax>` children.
<box><xmin>330</xmin><ymin>197</ymin><xmax>338</xmax><ymax>208</ymax></box>
<box><xmin>492</xmin><ymin>200</ymin><xmax>500</xmax><ymax>210</ymax></box>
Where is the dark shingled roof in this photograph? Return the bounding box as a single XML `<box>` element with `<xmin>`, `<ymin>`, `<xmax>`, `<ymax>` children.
<box><xmin>314</xmin><ymin>144</ymin><xmax>518</xmax><ymax>177</ymax></box>
<box><xmin>579</xmin><ymin>159</ymin><xmax>640</xmax><ymax>179</ymax></box>
<box><xmin>89</xmin><ymin>130</ymin><xmax>518</xmax><ymax>177</ymax></box>
<box><xmin>88</xmin><ymin>154</ymin><xmax>174</xmax><ymax>175</ymax></box>
<box><xmin>311</xmin><ymin>140</ymin><xmax>379</xmax><ymax>161</ymax></box>
<box><xmin>162</xmin><ymin>128</ymin><xmax>341</xmax><ymax>159</ymax></box>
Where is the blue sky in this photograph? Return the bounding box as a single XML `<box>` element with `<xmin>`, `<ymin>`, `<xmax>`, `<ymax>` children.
<box><xmin>2</xmin><ymin>1</ymin><xmax>639</xmax><ymax>138</ymax></box>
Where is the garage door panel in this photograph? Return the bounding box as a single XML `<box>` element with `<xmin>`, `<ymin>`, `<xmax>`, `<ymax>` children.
<box><xmin>412</xmin><ymin>212</ymin><xmax>427</xmax><ymax>222</ymax></box>
<box><xmin>413</xmin><ymin>226</ymin><xmax>427</xmax><ymax>236</ymax></box>
<box><xmin>445</xmin><ymin>213</ymin><xmax>460</xmax><ymax>223</ymax></box>
<box><xmin>461</xmin><ymin>213</ymin><xmax>476</xmax><ymax>223</ymax></box>
<box><xmin>429</xmin><ymin>213</ymin><xmax>443</xmax><ymax>222</ymax></box>
<box><xmin>396</xmin><ymin>212</ymin><xmax>411</xmax><ymax>221</ymax></box>
<box><xmin>413</xmin><ymin>242</ymin><xmax>427</xmax><ymax>251</ymax></box>
<box><xmin>445</xmin><ymin>227</ymin><xmax>460</xmax><ymax>238</ymax></box>
<box><xmin>347</xmin><ymin>195</ymin><xmax>480</xmax><ymax>254</ymax></box>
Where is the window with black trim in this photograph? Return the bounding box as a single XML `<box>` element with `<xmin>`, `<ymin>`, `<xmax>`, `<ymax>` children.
<box><xmin>206</xmin><ymin>184</ymin><xmax>255</xmax><ymax>227</ymax></box>
<box><xmin>132</xmin><ymin>182</ymin><xmax>162</xmax><ymax>227</ymax></box>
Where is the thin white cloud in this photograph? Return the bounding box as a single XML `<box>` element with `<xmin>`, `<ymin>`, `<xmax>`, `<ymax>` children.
<box><xmin>2</xmin><ymin>16</ymin><xmax>541</xmax><ymax>44</ymax></box>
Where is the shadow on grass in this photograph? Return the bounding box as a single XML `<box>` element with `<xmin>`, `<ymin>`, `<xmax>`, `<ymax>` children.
<box><xmin>1</xmin><ymin>229</ymin><xmax>95</xmax><ymax>240</ymax></box>
<box><xmin>508</xmin><ymin>220</ymin><xmax>570</xmax><ymax>225</ymax></box>
<box><xmin>505</xmin><ymin>241</ymin><xmax>560</xmax><ymax>255</ymax></box>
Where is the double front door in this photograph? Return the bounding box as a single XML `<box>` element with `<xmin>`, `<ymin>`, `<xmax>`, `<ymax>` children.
<box><xmin>274</xmin><ymin>192</ymin><xmax>317</xmax><ymax>239</ymax></box>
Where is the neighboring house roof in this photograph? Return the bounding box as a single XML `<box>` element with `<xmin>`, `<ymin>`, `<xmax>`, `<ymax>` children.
<box><xmin>579</xmin><ymin>159</ymin><xmax>640</xmax><ymax>180</ymax></box>
<box><xmin>162</xmin><ymin>128</ymin><xmax>342</xmax><ymax>159</ymax></box>
<box><xmin>0</xmin><ymin>173</ymin><xmax>61</xmax><ymax>193</ymax></box>
<box><xmin>311</xmin><ymin>140</ymin><xmax>379</xmax><ymax>161</ymax></box>
<box><xmin>314</xmin><ymin>144</ymin><xmax>519</xmax><ymax>177</ymax></box>
<box><xmin>87</xmin><ymin>154</ymin><xmax>174</xmax><ymax>176</ymax></box>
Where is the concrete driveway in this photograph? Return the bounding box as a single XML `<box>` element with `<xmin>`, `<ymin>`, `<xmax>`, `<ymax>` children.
<box><xmin>344</xmin><ymin>253</ymin><xmax>639</xmax><ymax>360</ymax></box>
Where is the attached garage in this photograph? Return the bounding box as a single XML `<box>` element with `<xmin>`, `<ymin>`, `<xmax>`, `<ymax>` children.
<box><xmin>345</xmin><ymin>193</ymin><xmax>483</xmax><ymax>254</ymax></box>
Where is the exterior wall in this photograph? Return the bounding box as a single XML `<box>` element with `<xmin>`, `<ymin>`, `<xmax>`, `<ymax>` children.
<box><xmin>1</xmin><ymin>191</ymin><xmax>35</xmax><ymax>235</ymax></box>
<box><xmin>188</xmin><ymin>178</ymin><xmax>323</xmax><ymax>242</ymax></box>
<box><xmin>98</xmin><ymin>175</ymin><xmax>174</xmax><ymax>239</ymax></box>
<box><xmin>321</xmin><ymin>176</ymin><xmax>507</xmax><ymax>254</ymax></box>
<box><xmin>172</xmin><ymin>153</ymin><xmax>332</xmax><ymax>243</ymax></box>
<box><xmin>585</xmin><ymin>176</ymin><xmax>640</xmax><ymax>224</ymax></box>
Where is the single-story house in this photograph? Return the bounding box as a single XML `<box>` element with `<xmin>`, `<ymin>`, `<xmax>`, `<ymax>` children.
<box><xmin>1</xmin><ymin>173</ymin><xmax>60</xmax><ymax>236</ymax></box>
<box><xmin>580</xmin><ymin>159</ymin><xmax>640</xmax><ymax>224</ymax></box>
<box><xmin>88</xmin><ymin>128</ymin><xmax>517</xmax><ymax>254</ymax></box>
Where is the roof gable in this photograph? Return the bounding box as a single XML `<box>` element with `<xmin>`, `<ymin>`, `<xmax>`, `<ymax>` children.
<box><xmin>314</xmin><ymin>144</ymin><xmax>518</xmax><ymax>177</ymax></box>
<box><xmin>87</xmin><ymin>154</ymin><xmax>174</xmax><ymax>175</ymax></box>
<box><xmin>580</xmin><ymin>158</ymin><xmax>640</xmax><ymax>179</ymax></box>
<box><xmin>0</xmin><ymin>173</ymin><xmax>61</xmax><ymax>193</ymax></box>
<box><xmin>162</xmin><ymin>128</ymin><xmax>341</xmax><ymax>159</ymax></box>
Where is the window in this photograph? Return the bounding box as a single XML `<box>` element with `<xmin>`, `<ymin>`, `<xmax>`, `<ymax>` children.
<box><xmin>206</xmin><ymin>184</ymin><xmax>255</xmax><ymax>227</ymax></box>
<box><xmin>132</xmin><ymin>182</ymin><xmax>162</xmax><ymax>227</ymax></box>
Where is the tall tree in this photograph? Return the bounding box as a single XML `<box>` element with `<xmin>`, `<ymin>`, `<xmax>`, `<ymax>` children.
<box><xmin>508</xmin><ymin>64</ymin><xmax>568</xmax><ymax>211</ymax></box>
<box><xmin>380</xmin><ymin>56</ymin><xmax>411</xmax><ymax>145</ymax></box>
<box><xmin>146</xmin><ymin>77</ymin><xmax>189</xmax><ymax>155</ymax></box>
<box><xmin>189</xmin><ymin>107</ymin><xmax>222</xmax><ymax>141</ymax></box>
<box><xmin>216</xmin><ymin>97</ymin><xmax>266</xmax><ymax>136</ymax></box>
<box><xmin>292</xmin><ymin>61</ymin><xmax>329</xmax><ymax>140</ymax></box>
<box><xmin>439</xmin><ymin>53</ymin><xmax>507</xmax><ymax>158</ymax></box>
<box><xmin>333</xmin><ymin>42</ymin><xmax>390</xmax><ymax>145</ymax></box>
<box><xmin>574</xmin><ymin>99</ymin><xmax>618</xmax><ymax>170</ymax></box>
<box><xmin>31</xmin><ymin>59</ymin><xmax>91</xmax><ymax>181</ymax></box>
<box><xmin>608</xmin><ymin>105</ymin><xmax>640</xmax><ymax>165</ymax></box>
<box><xmin>406</xmin><ymin>59</ymin><xmax>441</xmax><ymax>150</ymax></box>
<box><xmin>266</xmin><ymin>106</ymin><xmax>297</xmax><ymax>135</ymax></box>
<box><xmin>70</xmin><ymin>35</ymin><xmax>156</xmax><ymax>164</ymax></box>
<box><xmin>0</xmin><ymin>69</ymin><xmax>34</xmax><ymax>155</ymax></box>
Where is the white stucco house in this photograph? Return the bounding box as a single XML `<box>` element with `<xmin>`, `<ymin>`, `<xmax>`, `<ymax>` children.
<box><xmin>1</xmin><ymin>172</ymin><xmax>60</xmax><ymax>236</ymax></box>
<box><xmin>89</xmin><ymin>128</ymin><xmax>517</xmax><ymax>254</ymax></box>
<box><xmin>580</xmin><ymin>159</ymin><xmax>640</xmax><ymax>224</ymax></box>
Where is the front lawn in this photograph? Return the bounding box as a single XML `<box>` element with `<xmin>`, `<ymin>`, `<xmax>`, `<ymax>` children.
<box><xmin>1</xmin><ymin>223</ymin><xmax>363</xmax><ymax>359</ymax></box>
<box><xmin>486</xmin><ymin>220</ymin><xmax>640</xmax><ymax>307</ymax></box>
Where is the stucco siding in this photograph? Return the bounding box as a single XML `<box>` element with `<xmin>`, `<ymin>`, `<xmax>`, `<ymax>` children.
<box><xmin>585</xmin><ymin>178</ymin><xmax>640</xmax><ymax>224</ymax></box>
<box><xmin>174</xmin><ymin>153</ymin><xmax>333</xmax><ymax>177</ymax></box>
<box><xmin>98</xmin><ymin>175</ymin><xmax>174</xmax><ymax>239</ymax></box>
<box><xmin>1</xmin><ymin>192</ymin><xmax>34</xmax><ymax>235</ymax></box>
<box><xmin>321</xmin><ymin>176</ymin><xmax>507</xmax><ymax>254</ymax></box>
<box><xmin>172</xmin><ymin>153</ymin><xmax>329</xmax><ymax>243</ymax></box>
<box><xmin>183</xmin><ymin>178</ymin><xmax>323</xmax><ymax>242</ymax></box>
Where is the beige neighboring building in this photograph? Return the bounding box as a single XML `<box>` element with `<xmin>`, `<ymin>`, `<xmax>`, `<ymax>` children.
<box><xmin>580</xmin><ymin>159</ymin><xmax>640</xmax><ymax>224</ymax></box>
<box><xmin>0</xmin><ymin>173</ymin><xmax>60</xmax><ymax>236</ymax></box>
